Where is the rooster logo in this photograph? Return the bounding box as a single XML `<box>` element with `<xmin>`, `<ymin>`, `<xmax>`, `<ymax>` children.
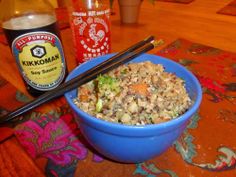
<box><xmin>88</xmin><ymin>24</ymin><xmax>105</xmax><ymax>47</ymax></box>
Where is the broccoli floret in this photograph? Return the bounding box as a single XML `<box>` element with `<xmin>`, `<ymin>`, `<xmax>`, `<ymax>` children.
<box><xmin>94</xmin><ymin>75</ymin><xmax>120</xmax><ymax>112</ymax></box>
<box><xmin>96</xmin><ymin>74</ymin><xmax>120</xmax><ymax>96</ymax></box>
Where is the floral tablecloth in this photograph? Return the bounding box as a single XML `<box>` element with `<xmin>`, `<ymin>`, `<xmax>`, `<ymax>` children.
<box><xmin>0</xmin><ymin>38</ymin><xmax>235</xmax><ymax>177</ymax></box>
<box><xmin>217</xmin><ymin>0</ymin><xmax>236</xmax><ymax>16</ymax></box>
<box><xmin>155</xmin><ymin>0</ymin><xmax>194</xmax><ymax>4</ymax></box>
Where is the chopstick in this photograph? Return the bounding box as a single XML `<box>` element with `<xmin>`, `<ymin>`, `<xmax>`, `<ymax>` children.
<box><xmin>0</xmin><ymin>36</ymin><xmax>163</xmax><ymax>126</ymax></box>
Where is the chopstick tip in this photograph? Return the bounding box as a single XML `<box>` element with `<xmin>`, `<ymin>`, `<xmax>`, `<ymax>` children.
<box><xmin>151</xmin><ymin>39</ymin><xmax>164</xmax><ymax>48</ymax></box>
<box><xmin>145</xmin><ymin>35</ymin><xmax>155</xmax><ymax>42</ymax></box>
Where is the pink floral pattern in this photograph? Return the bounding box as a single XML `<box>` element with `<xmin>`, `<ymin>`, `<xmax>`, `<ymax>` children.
<box><xmin>15</xmin><ymin>112</ymin><xmax>87</xmax><ymax>165</ymax></box>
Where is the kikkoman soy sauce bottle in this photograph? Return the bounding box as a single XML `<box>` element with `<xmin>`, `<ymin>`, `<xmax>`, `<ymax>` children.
<box><xmin>1</xmin><ymin>0</ymin><xmax>67</xmax><ymax>97</ymax></box>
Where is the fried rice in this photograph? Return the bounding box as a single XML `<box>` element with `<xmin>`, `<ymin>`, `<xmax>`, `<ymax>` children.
<box><xmin>74</xmin><ymin>61</ymin><xmax>192</xmax><ymax>125</ymax></box>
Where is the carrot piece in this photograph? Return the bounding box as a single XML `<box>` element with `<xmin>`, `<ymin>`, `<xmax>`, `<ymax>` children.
<box><xmin>79</xmin><ymin>95</ymin><xmax>89</xmax><ymax>102</ymax></box>
<box><xmin>129</xmin><ymin>83</ymin><xmax>149</xmax><ymax>96</ymax></box>
<box><xmin>79</xmin><ymin>87</ymin><xmax>90</xmax><ymax>102</ymax></box>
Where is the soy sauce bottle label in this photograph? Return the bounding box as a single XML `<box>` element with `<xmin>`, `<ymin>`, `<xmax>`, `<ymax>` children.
<box><xmin>12</xmin><ymin>31</ymin><xmax>66</xmax><ymax>91</ymax></box>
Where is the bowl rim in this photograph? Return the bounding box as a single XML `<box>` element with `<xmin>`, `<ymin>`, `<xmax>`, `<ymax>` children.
<box><xmin>64</xmin><ymin>53</ymin><xmax>202</xmax><ymax>136</ymax></box>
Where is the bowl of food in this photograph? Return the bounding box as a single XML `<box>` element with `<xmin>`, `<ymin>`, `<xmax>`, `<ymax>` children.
<box><xmin>64</xmin><ymin>53</ymin><xmax>202</xmax><ymax>163</ymax></box>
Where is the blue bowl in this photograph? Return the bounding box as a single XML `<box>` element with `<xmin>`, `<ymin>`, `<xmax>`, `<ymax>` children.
<box><xmin>64</xmin><ymin>54</ymin><xmax>202</xmax><ymax>163</ymax></box>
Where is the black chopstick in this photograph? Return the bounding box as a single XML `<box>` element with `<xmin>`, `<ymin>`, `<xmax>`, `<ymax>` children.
<box><xmin>0</xmin><ymin>37</ymin><xmax>163</xmax><ymax>125</ymax></box>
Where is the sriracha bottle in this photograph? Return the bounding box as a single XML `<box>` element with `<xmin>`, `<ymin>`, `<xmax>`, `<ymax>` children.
<box><xmin>69</xmin><ymin>0</ymin><xmax>111</xmax><ymax>64</ymax></box>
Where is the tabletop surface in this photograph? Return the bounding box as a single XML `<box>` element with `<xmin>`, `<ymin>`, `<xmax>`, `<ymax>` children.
<box><xmin>0</xmin><ymin>0</ymin><xmax>236</xmax><ymax>176</ymax></box>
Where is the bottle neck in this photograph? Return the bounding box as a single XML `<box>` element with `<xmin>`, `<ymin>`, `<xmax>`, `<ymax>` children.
<box><xmin>0</xmin><ymin>0</ymin><xmax>55</xmax><ymax>23</ymax></box>
<box><xmin>2</xmin><ymin>14</ymin><xmax>56</xmax><ymax>30</ymax></box>
<box><xmin>71</xmin><ymin>0</ymin><xmax>109</xmax><ymax>11</ymax></box>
